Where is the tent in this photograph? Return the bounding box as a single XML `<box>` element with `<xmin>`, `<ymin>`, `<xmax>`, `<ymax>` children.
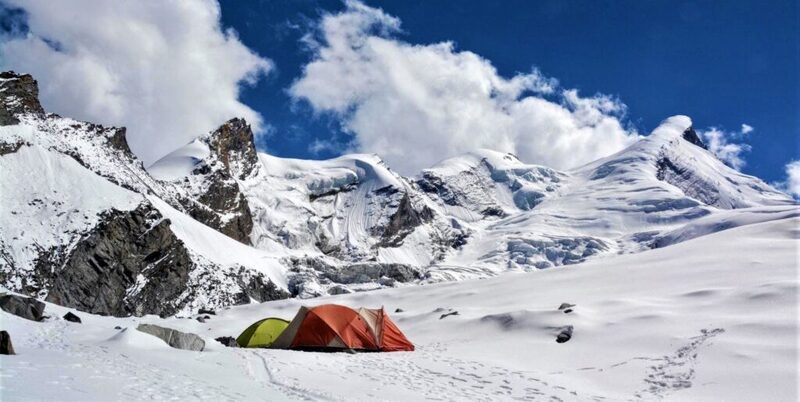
<box><xmin>237</xmin><ymin>317</ymin><xmax>290</xmax><ymax>348</ymax></box>
<box><xmin>270</xmin><ymin>304</ymin><xmax>414</xmax><ymax>352</ymax></box>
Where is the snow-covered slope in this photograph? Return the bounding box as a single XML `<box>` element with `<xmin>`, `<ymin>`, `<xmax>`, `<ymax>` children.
<box><xmin>0</xmin><ymin>139</ymin><xmax>142</xmax><ymax>290</ymax></box>
<box><xmin>2</xmin><ymin>70</ymin><xmax>797</xmax><ymax>316</ymax></box>
<box><xmin>152</xmin><ymin>141</ymin><xmax>467</xmax><ymax>297</ymax></box>
<box><xmin>3</xmin><ymin>216</ymin><xmax>796</xmax><ymax>401</ymax></box>
<box><xmin>417</xmin><ymin>115</ymin><xmax>796</xmax><ymax>279</ymax></box>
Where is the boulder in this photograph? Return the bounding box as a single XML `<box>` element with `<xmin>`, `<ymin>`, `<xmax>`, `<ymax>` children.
<box><xmin>136</xmin><ymin>324</ymin><xmax>205</xmax><ymax>351</ymax></box>
<box><xmin>557</xmin><ymin>303</ymin><xmax>575</xmax><ymax>310</ymax></box>
<box><xmin>63</xmin><ymin>311</ymin><xmax>82</xmax><ymax>323</ymax></box>
<box><xmin>327</xmin><ymin>285</ymin><xmax>352</xmax><ymax>295</ymax></box>
<box><xmin>198</xmin><ymin>308</ymin><xmax>216</xmax><ymax>315</ymax></box>
<box><xmin>0</xmin><ymin>294</ymin><xmax>45</xmax><ymax>321</ymax></box>
<box><xmin>0</xmin><ymin>331</ymin><xmax>15</xmax><ymax>355</ymax></box>
<box><xmin>556</xmin><ymin>325</ymin><xmax>573</xmax><ymax>343</ymax></box>
<box><xmin>215</xmin><ymin>336</ymin><xmax>238</xmax><ymax>347</ymax></box>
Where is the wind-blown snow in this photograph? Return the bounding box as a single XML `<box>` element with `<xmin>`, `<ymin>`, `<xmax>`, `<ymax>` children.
<box><xmin>2</xmin><ymin>217</ymin><xmax>796</xmax><ymax>401</ymax></box>
<box><xmin>146</xmin><ymin>138</ymin><xmax>210</xmax><ymax>181</ymax></box>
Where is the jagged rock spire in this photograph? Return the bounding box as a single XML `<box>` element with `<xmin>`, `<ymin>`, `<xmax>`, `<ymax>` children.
<box><xmin>205</xmin><ymin>117</ymin><xmax>261</xmax><ymax>180</ymax></box>
<box><xmin>0</xmin><ymin>71</ymin><xmax>46</xmax><ymax>125</ymax></box>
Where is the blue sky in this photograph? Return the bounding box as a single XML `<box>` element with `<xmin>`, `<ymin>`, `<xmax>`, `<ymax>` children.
<box><xmin>220</xmin><ymin>0</ymin><xmax>798</xmax><ymax>183</ymax></box>
<box><xmin>0</xmin><ymin>0</ymin><xmax>797</xmax><ymax>187</ymax></box>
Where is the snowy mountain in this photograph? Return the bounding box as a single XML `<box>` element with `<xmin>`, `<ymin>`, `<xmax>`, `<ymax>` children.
<box><xmin>0</xmin><ymin>72</ymin><xmax>288</xmax><ymax>317</ymax></box>
<box><xmin>1</xmin><ymin>71</ymin><xmax>796</xmax><ymax>317</ymax></box>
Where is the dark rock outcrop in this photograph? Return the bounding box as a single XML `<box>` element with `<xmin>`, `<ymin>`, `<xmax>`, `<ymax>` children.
<box><xmin>137</xmin><ymin>323</ymin><xmax>205</xmax><ymax>351</ymax></box>
<box><xmin>42</xmin><ymin>203</ymin><xmax>192</xmax><ymax>317</ymax></box>
<box><xmin>416</xmin><ymin>172</ymin><xmax>458</xmax><ymax>206</ymax></box>
<box><xmin>681</xmin><ymin>127</ymin><xmax>707</xmax><ymax>149</ymax></box>
<box><xmin>378</xmin><ymin>193</ymin><xmax>434</xmax><ymax>247</ymax></box>
<box><xmin>0</xmin><ymin>331</ymin><xmax>14</xmax><ymax>355</ymax></box>
<box><xmin>556</xmin><ymin>325</ymin><xmax>573</xmax><ymax>343</ymax></box>
<box><xmin>185</xmin><ymin>168</ymin><xmax>254</xmax><ymax>244</ymax></box>
<box><xmin>63</xmin><ymin>311</ymin><xmax>82</xmax><ymax>323</ymax></box>
<box><xmin>0</xmin><ymin>140</ymin><xmax>26</xmax><ymax>155</ymax></box>
<box><xmin>0</xmin><ymin>294</ymin><xmax>45</xmax><ymax>321</ymax></box>
<box><xmin>0</xmin><ymin>71</ymin><xmax>45</xmax><ymax>125</ymax></box>
<box><xmin>324</xmin><ymin>262</ymin><xmax>423</xmax><ymax>284</ymax></box>
<box><xmin>167</xmin><ymin>118</ymin><xmax>261</xmax><ymax>244</ymax></box>
<box><xmin>206</xmin><ymin>118</ymin><xmax>260</xmax><ymax>181</ymax></box>
<box><xmin>236</xmin><ymin>270</ymin><xmax>289</xmax><ymax>303</ymax></box>
<box><xmin>215</xmin><ymin>336</ymin><xmax>238</xmax><ymax>347</ymax></box>
<box><xmin>439</xmin><ymin>311</ymin><xmax>459</xmax><ymax>320</ymax></box>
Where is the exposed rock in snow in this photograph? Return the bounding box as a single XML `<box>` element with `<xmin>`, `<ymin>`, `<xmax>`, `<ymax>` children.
<box><xmin>0</xmin><ymin>293</ymin><xmax>45</xmax><ymax>321</ymax></box>
<box><xmin>680</xmin><ymin>126</ymin><xmax>707</xmax><ymax>149</ymax></box>
<box><xmin>62</xmin><ymin>311</ymin><xmax>82</xmax><ymax>323</ymax></box>
<box><xmin>43</xmin><ymin>203</ymin><xmax>193</xmax><ymax>317</ymax></box>
<box><xmin>0</xmin><ymin>71</ymin><xmax>45</xmax><ymax>125</ymax></box>
<box><xmin>149</xmin><ymin>118</ymin><xmax>260</xmax><ymax>244</ymax></box>
<box><xmin>0</xmin><ymin>330</ymin><xmax>14</xmax><ymax>355</ymax></box>
<box><xmin>136</xmin><ymin>324</ymin><xmax>205</xmax><ymax>351</ymax></box>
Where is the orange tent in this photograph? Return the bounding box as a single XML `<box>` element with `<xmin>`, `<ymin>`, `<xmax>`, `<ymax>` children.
<box><xmin>270</xmin><ymin>304</ymin><xmax>414</xmax><ymax>352</ymax></box>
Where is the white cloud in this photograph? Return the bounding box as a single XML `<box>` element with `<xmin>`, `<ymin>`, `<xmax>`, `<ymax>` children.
<box><xmin>779</xmin><ymin>160</ymin><xmax>800</xmax><ymax>198</ymax></box>
<box><xmin>308</xmin><ymin>138</ymin><xmax>344</xmax><ymax>155</ymax></box>
<box><xmin>0</xmin><ymin>0</ymin><xmax>272</xmax><ymax>165</ymax></box>
<box><xmin>290</xmin><ymin>0</ymin><xmax>638</xmax><ymax>174</ymax></box>
<box><xmin>740</xmin><ymin>124</ymin><xmax>754</xmax><ymax>134</ymax></box>
<box><xmin>698</xmin><ymin>127</ymin><xmax>751</xmax><ymax>170</ymax></box>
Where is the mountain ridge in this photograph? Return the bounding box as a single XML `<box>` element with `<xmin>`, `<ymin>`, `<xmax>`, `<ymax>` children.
<box><xmin>1</xmin><ymin>71</ymin><xmax>796</xmax><ymax>317</ymax></box>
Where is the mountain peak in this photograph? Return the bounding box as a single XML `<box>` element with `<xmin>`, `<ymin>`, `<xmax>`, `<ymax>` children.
<box><xmin>204</xmin><ymin>117</ymin><xmax>260</xmax><ymax>180</ymax></box>
<box><xmin>0</xmin><ymin>71</ymin><xmax>46</xmax><ymax>125</ymax></box>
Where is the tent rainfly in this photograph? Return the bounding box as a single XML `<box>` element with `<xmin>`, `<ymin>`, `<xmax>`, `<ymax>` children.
<box><xmin>270</xmin><ymin>304</ymin><xmax>414</xmax><ymax>352</ymax></box>
<box><xmin>237</xmin><ymin>318</ymin><xmax>290</xmax><ymax>348</ymax></box>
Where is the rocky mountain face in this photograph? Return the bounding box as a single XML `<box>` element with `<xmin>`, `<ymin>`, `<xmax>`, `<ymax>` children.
<box><xmin>161</xmin><ymin>118</ymin><xmax>259</xmax><ymax>244</ymax></box>
<box><xmin>0</xmin><ymin>71</ymin><xmax>45</xmax><ymax>126</ymax></box>
<box><xmin>42</xmin><ymin>204</ymin><xmax>192</xmax><ymax>317</ymax></box>
<box><xmin>0</xmin><ymin>71</ymin><xmax>287</xmax><ymax>317</ymax></box>
<box><xmin>1</xmin><ymin>71</ymin><xmax>796</xmax><ymax>316</ymax></box>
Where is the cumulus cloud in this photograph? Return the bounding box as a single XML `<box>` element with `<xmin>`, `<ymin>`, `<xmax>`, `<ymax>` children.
<box><xmin>777</xmin><ymin>160</ymin><xmax>800</xmax><ymax>198</ymax></box>
<box><xmin>698</xmin><ymin>127</ymin><xmax>752</xmax><ymax>170</ymax></box>
<box><xmin>0</xmin><ymin>0</ymin><xmax>272</xmax><ymax>165</ymax></box>
<box><xmin>290</xmin><ymin>0</ymin><xmax>638</xmax><ymax>174</ymax></box>
<box><xmin>740</xmin><ymin>124</ymin><xmax>754</xmax><ymax>134</ymax></box>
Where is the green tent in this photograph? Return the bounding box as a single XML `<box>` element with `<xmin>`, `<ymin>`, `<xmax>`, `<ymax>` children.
<box><xmin>237</xmin><ymin>318</ymin><xmax>290</xmax><ymax>348</ymax></box>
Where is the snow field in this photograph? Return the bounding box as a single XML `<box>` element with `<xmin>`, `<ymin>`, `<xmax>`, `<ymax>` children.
<box><xmin>1</xmin><ymin>217</ymin><xmax>796</xmax><ymax>401</ymax></box>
